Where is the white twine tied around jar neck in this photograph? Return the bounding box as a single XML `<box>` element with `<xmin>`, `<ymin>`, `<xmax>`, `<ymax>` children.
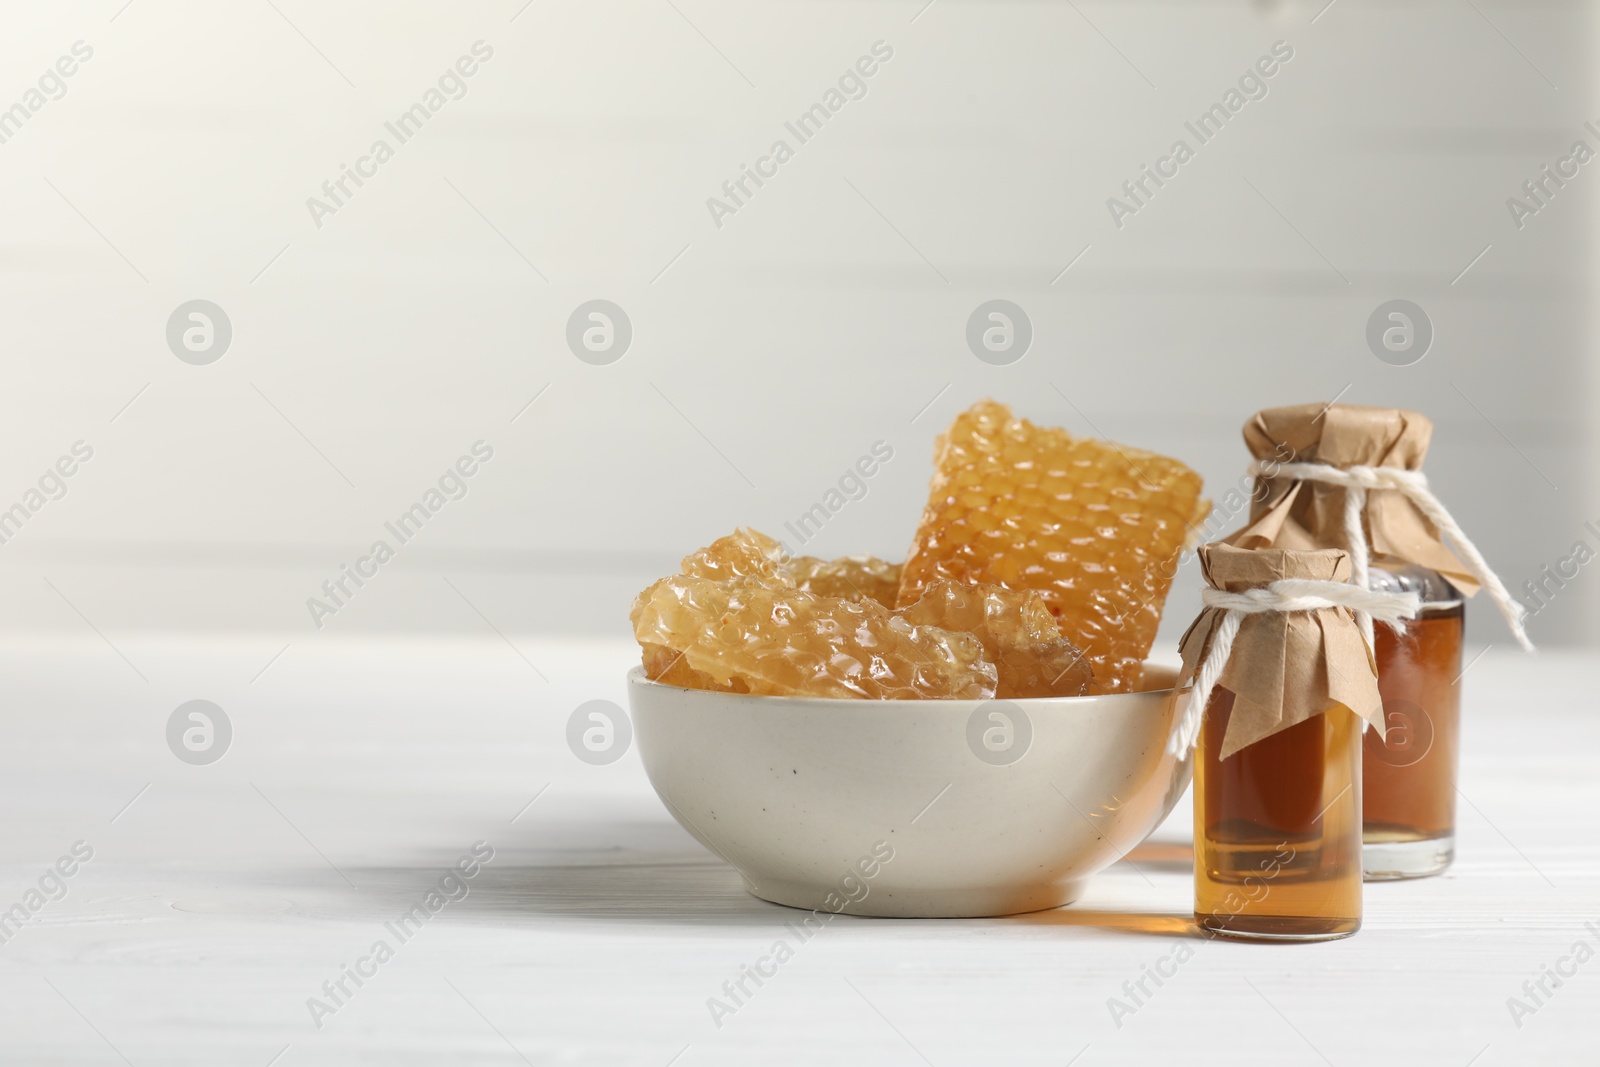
<box><xmin>1168</xmin><ymin>579</ymin><xmax>1421</xmax><ymax>757</ymax></box>
<box><xmin>1248</xmin><ymin>461</ymin><xmax>1535</xmax><ymax>653</ymax></box>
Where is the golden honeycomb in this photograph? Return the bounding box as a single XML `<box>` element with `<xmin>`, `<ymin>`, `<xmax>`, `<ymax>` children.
<box><xmin>679</xmin><ymin>527</ymin><xmax>790</xmax><ymax>584</ymax></box>
<box><xmin>786</xmin><ymin>554</ymin><xmax>901</xmax><ymax>608</ymax></box>
<box><xmin>680</xmin><ymin>528</ymin><xmax>900</xmax><ymax>607</ymax></box>
<box><xmin>897</xmin><ymin>400</ymin><xmax>1206</xmax><ymax>691</ymax></box>
<box><xmin>638</xmin><ymin>641</ymin><xmax>745</xmax><ymax>693</ymax></box>
<box><xmin>899</xmin><ymin>579</ymin><xmax>1096</xmax><ymax>698</ymax></box>
<box><xmin>630</xmin><ymin>574</ymin><xmax>996</xmax><ymax>700</ymax></box>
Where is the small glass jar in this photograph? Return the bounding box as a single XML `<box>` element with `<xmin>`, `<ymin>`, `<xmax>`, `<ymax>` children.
<box><xmin>1362</xmin><ymin>563</ymin><xmax>1464</xmax><ymax>880</ymax></box>
<box><xmin>1195</xmin><ymin>688</ymin><xmax>1364</xmax><ymax>942</ymax></box>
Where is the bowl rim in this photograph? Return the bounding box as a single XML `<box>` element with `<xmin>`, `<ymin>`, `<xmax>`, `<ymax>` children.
<box><xmin>626</xmin><ymin>662</ymin><xmax>1185</xmax><ymax>707</ymax></box>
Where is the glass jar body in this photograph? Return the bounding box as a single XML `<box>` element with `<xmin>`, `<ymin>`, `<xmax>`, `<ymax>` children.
<box><xmin>1363</xmin><ymin>563</ymin><xmax>1465</xmax><ymax>879</ymax></box>
<box><xmin>1194</xmin><ymin>688</ymin><xmax>1364</xmax><ymax>942</ymax></box>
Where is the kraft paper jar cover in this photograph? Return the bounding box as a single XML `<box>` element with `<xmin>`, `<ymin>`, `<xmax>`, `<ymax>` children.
<box><xmin>1229</xmin><ymin>403</ymin><xmax>1478</xmax><ymax>594</ymax></box>
<box><xmin>1176</xmin><ymin>544</ymin><xmax>1385</xmax><ymax>760</ymax></box>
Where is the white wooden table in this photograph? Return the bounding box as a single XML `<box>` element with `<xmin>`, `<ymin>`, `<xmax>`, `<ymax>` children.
<box><xmin>1</xmin><ymin>635</ymin><xmax>1592</xmax><ymax>1065</ymax></box>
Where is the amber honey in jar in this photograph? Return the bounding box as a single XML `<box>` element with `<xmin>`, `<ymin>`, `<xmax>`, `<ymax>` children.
<box><xmin>1362</xmin><ymin>564</ymin><xmax>1464</xmax><ymax>880</ymax></box>
<box><xmin>1228</xmin><ymin>402</ymin><xmax>1530</xmax><ymax>882</ymax></box>
<box><xmin>1196</xmin><ymin>688</ymin><xmax>1364</xmax><ymax>941</ymax></box>
<box><xmin>1180</xmin><ymin>544</ymin><xmax>1381</xmax><ymax>943</ymax></box>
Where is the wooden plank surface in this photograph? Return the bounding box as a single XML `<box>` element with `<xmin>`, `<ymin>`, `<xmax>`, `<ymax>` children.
<box><xmin>0</xmin><ymin>635</ymin><xmax>1592</xmax><ymax>1064</ymax></box>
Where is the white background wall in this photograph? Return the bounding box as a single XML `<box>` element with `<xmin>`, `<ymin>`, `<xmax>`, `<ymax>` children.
<box><xmin>0</xmin><ymin>0</ymin><xmax>1593</xmax><ymax>652</ymax></box>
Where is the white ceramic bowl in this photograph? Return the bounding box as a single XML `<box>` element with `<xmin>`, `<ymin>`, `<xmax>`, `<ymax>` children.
<box><xmin>628</xmin><ymin>665</ymin><xmax>1192</xmax><ymax>918</ymax></box>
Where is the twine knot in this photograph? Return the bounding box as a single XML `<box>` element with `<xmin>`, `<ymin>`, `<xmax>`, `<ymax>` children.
<box><xmin>1249</xmin><ymin>460</ymin><xmax>1533</xmax><ymax>652</ymax></box>
<box><xmin>1167</xmin><ymin>578</ymin><xmax>1420</xmax><ymax>757</ymax></box>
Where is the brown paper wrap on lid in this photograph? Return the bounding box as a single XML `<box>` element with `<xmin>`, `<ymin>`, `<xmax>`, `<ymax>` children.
<box><xmin>1228</xmin><ymin>403</ymin><xmax>1477</xmax><ymax>595</ymax></box>
<box><xmin>1177</xmin><ymin>544</ymin><xmax>1382</xmax><ymax>760</ymax></box>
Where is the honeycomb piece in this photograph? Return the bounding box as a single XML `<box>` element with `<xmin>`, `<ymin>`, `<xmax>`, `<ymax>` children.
<box><xmin>899</xmin><ymin>580</ymin><xmax>1096</xmax><ymax>698</ymax></box>
<box><xmin>630</xmin><ymin>574</ymin><xmax>997</xmax><ymax>700</ymax></box>
<box><xmin>787</xmin><ymin>554</ymin><xmax>902</xmax><ymax>608</ymax></box>
<box><xmin>680</xmin><ymin>528</ymin><xmax>902</xmax><ymax>607</ymax></box>
<box><xmin>897</xmin><ymin>400</ymin><xmax>1206</xmax><ymax>692</ymax></box>
<box><xmin>680</xmin><ymin>527</ymin><xmax>790</xmax><ymax>584</ymax></box>
<box><xmin>639</xmin><ymin>641</ymin><xmax>746</xmax><ymax>693</ymax></box>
